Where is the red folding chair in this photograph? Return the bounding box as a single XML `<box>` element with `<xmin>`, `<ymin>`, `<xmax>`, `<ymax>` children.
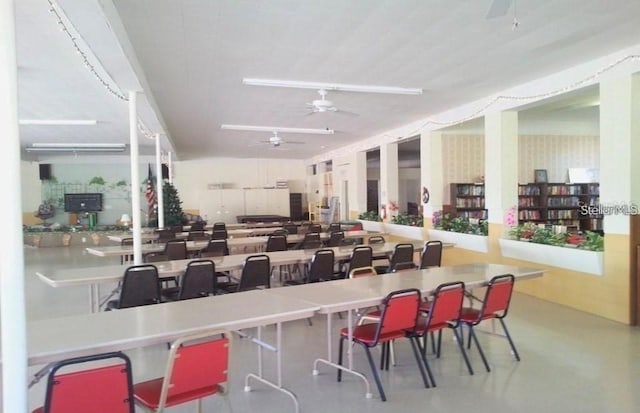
<box><xmin>337</xmin><ymin>288</ymin><xmax>429</xmax><ymax>401</ymax></box>
<box><xmin>460</xmin><ymin>274</ymin><xmax>519</xmax><ymax>372</ymax></box>
<box><xmin>32</xmin><ymin>352</ymin><xmax>134</xmax><ymax>413</ymax></box>
<box><xmin>411</xmin><ymin>281</ymin><xmax>474</xmax><ymax>387</ymax></box>
<box><xmin>134</xmin><ymin>331</ymin><xmax>230</xmax><ymax>412</ymax></box>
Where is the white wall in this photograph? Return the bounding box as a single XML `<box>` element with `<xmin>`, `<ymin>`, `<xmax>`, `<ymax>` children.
<box><xmin>174</xmin><ymin>157</ymin><xmax>307</xmax><ymax>222</ymax></box>
<box><xmin>21</xmin><ymin>161</ymin><xmax>41</xmax><ymax>213</ymax></box>
<box><xmin>35</xmin><ymin>162</ymin><xmax>148</xmax><ymax>226</ymax></box>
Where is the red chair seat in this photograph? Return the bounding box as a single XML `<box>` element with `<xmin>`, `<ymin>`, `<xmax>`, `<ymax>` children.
<box><xmin>340</xmin><ymin>324</ymin><xmax>406</xmax><ymax>346</ymax></box>
<box><xmin>134</xmin><ymin>377</ymin><xmax>220</xmax><ymax>409</ymax></box>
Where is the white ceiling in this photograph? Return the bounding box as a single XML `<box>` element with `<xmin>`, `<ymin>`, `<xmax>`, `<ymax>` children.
<box><xmin>15</xmin><ymin>0</ymin><xmax>640</xmax><ymax>161</ymax></box>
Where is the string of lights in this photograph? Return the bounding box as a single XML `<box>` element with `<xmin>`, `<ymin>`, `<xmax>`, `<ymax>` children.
<box><xmin>47</xmin><ymin>0</ymin><xmax>169</xmax><ymax>140</ymax></box>
<box><xmin>47</xmin><ymin>0</ymin><xmax>128</xmax><ymax>101</ymax></box>
<box><xmin>407</xmin><ymin>54</ymin><xmax>640</xmax><ymax>133</ymax></box>
<box><xmin>313</xmin><ymin>52</ymin><xmax>640</xmax><ymax>163</ymax></box>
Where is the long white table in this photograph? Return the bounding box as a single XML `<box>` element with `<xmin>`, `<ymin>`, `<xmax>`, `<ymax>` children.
<box><xmin>267</xmin><ymin>263</ymin><xmax>545</xmax><ymax>399</ymax></box>
<box><xmin>26</xmin><ymin>289</ymin><xmax>319</xmax><ymax>412</ymax></box>
<box><xmin>29</xmin><ymin>263</ymin><xmax>543</xmax><ymax>407</ymax></box>
<box><xmin>39</xmin><ymin>242</ymin><xmax>424</xmax><ymax>312</ymax></box>
<box><xmin>106</xmin><ymin>230</ymin><xmax>383</xmax><ymax>248</ymax></box>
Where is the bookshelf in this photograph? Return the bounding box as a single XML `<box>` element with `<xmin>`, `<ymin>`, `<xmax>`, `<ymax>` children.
<box><xmin>518</xmin><ymin>183</ymin><xmax>602</xmax><ymax>232</ymax></box>
<box><xmin>450</xmin><ymin>183</ymin><xmax>487</xmax><ymax>220</ymax></box>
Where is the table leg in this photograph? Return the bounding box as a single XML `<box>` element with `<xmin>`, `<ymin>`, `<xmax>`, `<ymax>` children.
<box><xmin>244</xmin><ymin>323</ymin><xmax>300</xmax><ymax>413</ymax></box>
<box><xmin>89</xmin><ymin>284</ymin><xmax>99</xmax><ymax>313</ymax></box>
<box><xmin>311</xmin><ymin>311</ymin><xmax>372</xmax><ymax>399</ymax></box>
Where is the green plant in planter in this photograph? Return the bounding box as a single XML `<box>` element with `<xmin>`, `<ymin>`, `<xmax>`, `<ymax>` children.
<box><xmin>391</xmin><ymin>213</ymin><xmax>423</xmax><ymax>227</ymax></box>
<box><xmin>358</xmin><ymin>211</ymin><xmax>381</xmax><ymax>222</ymax></box>
<box><xmin>433</xmin><ymin>212</ymin><xmax>487</xmax><ymax>235</ymax></box>
<box><xmin>579</xmin><ymin>231</ymin><xmax>604</xmax><ymax>251</ymax></box>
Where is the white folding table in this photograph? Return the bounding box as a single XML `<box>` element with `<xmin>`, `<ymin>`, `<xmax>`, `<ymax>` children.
<box><xmin>26</xmin><ymin>290</ymin><xmax>320</xmax><ymax>413</ymax></box>
<box><xmin>266</xmin><ymin>263</ymin><xmax>544</xmax><ymax>399</ymax></box>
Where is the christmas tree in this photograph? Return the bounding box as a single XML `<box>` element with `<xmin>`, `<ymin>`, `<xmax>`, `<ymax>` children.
<box><xmin>161</xmin><ymin>181</ymin><xmax>185</xmax><ymax>225</ymax></box>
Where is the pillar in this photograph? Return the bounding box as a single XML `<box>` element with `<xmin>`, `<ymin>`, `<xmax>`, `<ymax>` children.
<box><xmin>380</xmin><ymin>142</ymin><xmax>399</xmax><ymax>221</ymax></box>
<box><xmin>420</xmin><ymin>132</ymin><xmax>444</xmax><ymax>227</ymax></box>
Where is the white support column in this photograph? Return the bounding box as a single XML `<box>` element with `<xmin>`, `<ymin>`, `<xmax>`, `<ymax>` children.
<box><xmin>354</xmin><ymin>151</ymin><xmax>367</xmax><ymax>216</ymax></box>
<box><xmin>167</xmin><ymin>151</ymin><xmax>173</xmax><ymax>184</ymax></box>
<box><xmin>420</xmin><ymin>132</ymin><xmax>444</xmax><ymax>222</ymax></box>
<box><xmin>380</xmin><ymin>142</ymin><xmax>399</xmax><ymax>220</ymax></box>
<box><xmin>484</xmin><ymin>111</ymin><xmax>518</xmax><ymax>226</ymax></box>
<box><xmin>600</xmin><ymin>74</ymin><xmax>640</xmax><ymax>234</ymax></box>
<box><xmin>0</xmin><ymin>1</ymin><xmax>28</xmax><ymax>411</ymax></box>
<box><xmin>129</xmin><ymin>91</ymin><xmax>143</xmax><ymax>264</ymax></box>
<box><xmin>155</xmin><ymin>133</ymin><xmax>165</xmax><ymax>229</ymax></box>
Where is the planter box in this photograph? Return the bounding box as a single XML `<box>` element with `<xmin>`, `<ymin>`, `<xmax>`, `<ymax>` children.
<box><xmin>499</xmin><ymin>238</ymin><xmax>604</xmax><ymax>276</ymax></box>
<box><xmin>357</xmin><ymin>220</ymin><xmax>384</xmax><ymax>233</ymax></box>
<box><xmin>24</xmin><ymin>231</ymin><xmax>114</xmax><ymax>247</ymax></box>
<box><xmin>384</xmin><ymin>223</ymin><xmax>425</xmax><ymax>240</ymax></box>
<box><xmin>427</xmin><ymin>229</ymin><xmax>489</xmax><ymax>253</ymax></box>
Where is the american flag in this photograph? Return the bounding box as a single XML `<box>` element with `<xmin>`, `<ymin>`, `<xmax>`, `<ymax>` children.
<box><xmin>145</xmin><ymin>164</ymin><xmax>157</xmax><ymax>218</ymax></box>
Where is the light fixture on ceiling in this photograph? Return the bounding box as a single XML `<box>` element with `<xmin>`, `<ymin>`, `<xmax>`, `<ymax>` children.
<box><xmin>220</xmin><ymin>125</ymin><xmax>334</xmax><ymax>135</ymax></box>
<box><xmin>242</xmin><ymin>78</ymin><xmax>422</xmax><ymax>95</ymax></box>
<box><xmin>19</xmin><ymin>119</ymin><xmax>98</xmax><ymax>126</ymax></box>
<box><xmin>25</xmin><ymin>143</ymin><xmax>126</xmax><ymax>152</ymax></box>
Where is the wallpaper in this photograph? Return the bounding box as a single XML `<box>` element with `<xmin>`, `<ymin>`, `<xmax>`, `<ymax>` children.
<box><xmin>441</xmin><ymin>134</ymin><xmax>485</xmax><ymax>201</ymax></box>
<box><xmin>518</xmin><ymin>135</ymin><xmax>599</xmax><ymax>183</ymax></box>
<box><xmin>440</xmin><ymin>134</ymin><xmax>599</xmax><ymax>202</ymax></box>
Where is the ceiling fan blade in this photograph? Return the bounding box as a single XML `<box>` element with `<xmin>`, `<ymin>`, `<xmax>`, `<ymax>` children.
<box><xmin>282</xmin><ymin>140</ymin><xmax>305</xmax><ymax>145</ymax></box>
<box><xmin>486</xmin><ymin>0</ymin><xmax>512</xmax><ymax>19</ymax></box>
<box><xmin>334</xmin><ymin>108</ymin><xmax>359</xmax><ymax>117</ymax></box>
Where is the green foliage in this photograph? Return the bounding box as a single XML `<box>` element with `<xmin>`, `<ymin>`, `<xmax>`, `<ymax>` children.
<box><xmin>580</xmin><ymin>231</ymin><xmax>604</xmax><ymax>251</ymax></box>
<box><xmin>161</xmin><ymin>181</ymin><xmax>185</xmax><ymax>225</ymax></box>
<box><xmin>391</xmin><ymin>213</ymin><xmax>423</xmax><ymax>227</ymax></box>
<box><xmin>433</xmin><ymin>213</ymin><xmax>488</xmax><ymax>235</ymax></box>
<box><xmin>358</xmin><ymin>211</ymin><xmax>381</xmax><ymax>221</ymax></box>
<box><xmin>508</xmin><ymin>223</ymin><xmax>604</xmax><ymax>251</ymax></box>
<box><xmin>89</xmin><ymin>176</ymin><xmax>106</xmax><ymax>186</ymax></box>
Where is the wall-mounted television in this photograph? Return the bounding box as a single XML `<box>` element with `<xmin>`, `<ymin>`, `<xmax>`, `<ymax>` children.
<box><xmin>64</xmin><ymin>193</ymin><xmax>103</xmax><ymax>212</ymax></box>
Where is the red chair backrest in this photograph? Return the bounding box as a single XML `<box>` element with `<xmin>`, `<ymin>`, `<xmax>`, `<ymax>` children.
<box><xmin>44</xmin><ymin>353</ymin><xmax>134</xmax><ymax>413</ymax></box>
<box><xmin>168</xmin><ymin>337</ymin><xmax>229</xmax><ymax>398</ymax></box>
<box><xmin>481</xmin><ymin>274</ymin><xmax>515</xmax><ymax>319</ymax></box>
<box><xmin>377</xmin><ymin>289</ymin><xmax>421</xmax><ymax>338</ymax></box>
<box><xmin>426</xmin><ymin>281</ymin><xmax>465</xmax><ymax>330</ymax></box>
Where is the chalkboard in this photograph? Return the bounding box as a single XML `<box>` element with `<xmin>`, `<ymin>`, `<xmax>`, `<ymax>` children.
<box><xmin>64</xmin><ymin>193</ymin><xmax>103</xmax><ymax>212</ymax></box>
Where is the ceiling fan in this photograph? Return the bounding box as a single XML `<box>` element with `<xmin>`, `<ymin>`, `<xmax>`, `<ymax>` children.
<box><xmin>250</xmin><ymin>132</ymin><xmax>305</xmax><ymax>148</ymax></box>
<box><xmin>306</xmin><ymin>89</ymin><xmax>338</xmax><ymax>113</ymax></box>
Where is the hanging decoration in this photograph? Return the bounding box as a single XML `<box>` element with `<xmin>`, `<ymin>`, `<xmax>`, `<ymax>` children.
<box><xmin>422</xmin><ymin>187</ymin><xmax>430</xmax><ymax>204</ymax></box>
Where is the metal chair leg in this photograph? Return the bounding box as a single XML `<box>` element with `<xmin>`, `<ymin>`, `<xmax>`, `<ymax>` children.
<box><xmin>364</xmin><ymin>346</ymin><xmax>386</xmax><ymax>401</ymax></box>
<box><xmin>418</xmin><ymin>335</ymin><xmax>436</xmax><ymax>387</ymax></box>
<box><xmin>337</xmin><ymin>336</ymin><xmax>345</xmax><ymax>382</ymax></box>
<box><xmin>499</xmin><ymin>318</ymin><xmax>521</xmax><ymax>361</ymax></box>
<box><xmin>452</xmin><ymin>327</ymin><xmax>474</xmax><ymax>375</ymax></box>
<box><xmin>409</xmin><ymin>336</ymin><xmax>431</xmax><ymax>388</ymax></box>
<box><xmin>468</xmin><ymin>325</ymin><xmax>490</xmax><ymax>372</ymax></box>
